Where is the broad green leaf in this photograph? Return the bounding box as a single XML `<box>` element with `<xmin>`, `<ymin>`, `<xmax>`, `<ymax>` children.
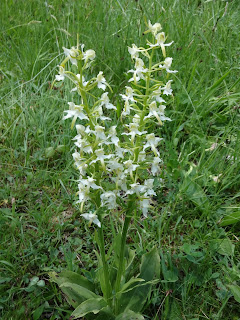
<box><xmin>71</xmin><ymin>297</ymin><xmax>108</xmax><ymax>318</ymax></box>
<box><xmin>220</xmin><ymin>211</ymin><xmax>240</xmax><ymax>226</ymax></box>
<box><xmin>227</xmin><ymin>284</ymin><xmax>240</xmax><ymax>303</ymax></box>
<box><xmin>49</xmin><ymin>270</ymin><xmax>94</xmax><ymax>291</ymax></box>
<box><xmin>120</xmin><ymin>247</ymin><xmax>160</xmax><ymax>313</ymax></box>
<box><xmin>49</xmin><ymin>271</ymin><xmax>95</xmax><ymax>308</ymax></box>
<box><xmin>60</xmin><ymin>282</ymin><xmax>98</xmax><ymax>306</ymax></box>
<box><xmin>115</xmin><ymin>309</ymin><xmax>144</xmax><ymax>320</ymax></box>
<box><xmin>140</xmin><ymin>247</ymin><xmax>160</xmax><ymax>281</ymax></box>
<box><xmin>217</xmin><ymin>238</ymin><xmax>235</xmax><ymax>256</ymax></box>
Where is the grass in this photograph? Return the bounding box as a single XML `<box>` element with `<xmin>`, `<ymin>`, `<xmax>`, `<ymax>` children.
<box><xmin>0</xmin><ymin>0</ymin><xmax>240</xmax><ymax>319</ymax></box>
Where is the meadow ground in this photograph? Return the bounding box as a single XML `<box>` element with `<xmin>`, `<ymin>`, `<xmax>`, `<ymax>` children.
<box><xmin>0</xmin><ymin>0</ymin><xmax>240</xmax><ymax>319</ymax></box>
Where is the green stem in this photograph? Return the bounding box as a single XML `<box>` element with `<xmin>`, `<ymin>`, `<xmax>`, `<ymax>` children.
<box><xmin>97</xmin><ymin>225</ymin><xmax>112</xmax><ymax>301</ymax></box>
<box><xmin>115</xmin><ymin>215</ymin><xmax>131</xmax><ymax>313</ymax></box>
<box><xmin>80</xmin><ymin>89</ymin><xmax>95</xmax><ymax>130</ymax></box>
<box><xmin>134</xmin><ymin>47</ymin><xmax>155</xmax><ymax>162</ymax></box>
<box><xmin>140</xmin><ymin>47</ymin><xmax>155</xmax><ymax>126</ymax></box>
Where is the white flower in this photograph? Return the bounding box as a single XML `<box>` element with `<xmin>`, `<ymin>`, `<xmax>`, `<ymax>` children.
<box><xmin>120</xmin><ymin>86</ymin><xmax>136</xmax><ymax>103</ymax></box>
<box><xmin>148</xmin><ymin>32</ymin><xmax>173</xmax><ymax>57</ymax></box>
<box><xmin>90</xmin><ymin>149</ymin><xmax>114</xmax><ymax>169</ymax></box>
<box><xmin>123</xmin><ymin>160</ymin><xmax>139</xmax><ymax>180</ymax></box>
<box><xmin>147</xmin><ymin>21</ymin><xmax>162</xmax><ymax>36</ymax></box>
<box><xmin>162</xmin><ymin>80</ymin><xmax>173</xmax><ymax>96</ymax></box>
<box><xmin>55</xmin><ymin>66</ymin><xmax>65</xmax><ymax>81</ymax></box>
<box><xmin>120</xmin><ymin>87</ymin><xmax>136</xmax><ymax>116</ymax></box>
<box><xmin>94</xmin><ymin>125</ymin><xmax>107</xmax><ymax>141</ymax></box>
<box><xmin>143</xmin><ymin>133</ymin><xmax>162</xmax><ymax>156</ymax></box>
<box><xmin>122</xmin><ymin>121</ymin><xmax>147</xmax><ymax>143</ymax></box>
<box><xmin>107</xmin><ymin>159</ymin><xmax>124</xmax><ymax>172</ymax></box>
<box><xmin>81</xmin><ymin>212</ymin><xmax>101</xmax><ymax>228</ymax></box>
<box><xmin>121</xmin><ymin>100</ymin><xmax>132</xmax><ymax>117</ymax></box>
<box><xmin>93</xmin><ymin>106</ymin><xmax>111</xmax><ymax>121</ymax></box>
<box><xmin>128</xmin><ymin>44</ymin><xmax>141</xmax><ymax>59</ymax></box>
<box><xmin>139</xmin><ymin>194</ymin><xmax>151</xmax><ymax>217</ymax></box>
<box><xmin>72</xmin><ymin>151</ymin><xmax>88</xmax><ymax>176</ymax></box>
<box><xmin>74</xmin><ymin>138</ymin><xmax>93</xmax><ymax>154</ymax></box>
<box><xmin>112</xmin><ymin>171</ymin><xmax>128</xmax><ymax>192</ymax></box>
<box><xmin>100</xmin><ymin>92</ymin><xmax>117</xmax><ymax>110</ymax></box>
<box><xmin>77</xmin><ymin>177</ymin><xmax>102</xmax><ymax>209</ymax></box>
<box><xmin>151</xmin><ymin>157</ymin><xmax>162</xmax><ymax>176</ymax></box>
<box><xmin>126</xmin><ymin>182</ymin><xmax>143</xmax><ymax>195</ymax></box>
<box><xmin>144</xmin><ymin>179</ymin><xmax>156</xmax><ymax>196</ymax></box>
<box><xmin>80</xmin><ymin>176</ymin><xmax>102</xmax><ymax>190</ymax></box>
<box><xmin>151</xmin><ymin>87</ymin><xmax>166</xmax><ymax>103</ymax></box>
<box><xmin>132</xmin><ymin>114</ymin><xmax>140</xmax><ymax>123</ymax></box>
<box><xmin>71</xmin><ymin>74</ymin><xmax>88</xmax><ymax>92</ymax></box>
<box><xmin>159</xmin><ymin>57</ymin><xmax>177</xmax><ymax>73</ymax></box>
<box><xmin>63</xmin><ymin>102</ymin><xmax>89</xmax><ymax>128</ymax></box>
<box><xmin>83</xmin><ymin>49</ymin><xmax>96</xmax><ymax>61</ymax></box>
<box><xmin>63</xmin><ymin>46</ymin><xmax>79</xmax><ymax>66</ymax></box>
<box><xmin>76</xmin><ymin>182</ymin><xmax>89</xmax><ymax>204</ymax></box>
<box><xmin>107</xmin><ymin>126</ymin><xmax>119</xmax><ymax>146</ymax></box>
<box><xmin>100</xmin><ymin>191</ymin><xmax>117</xmax><ymax>210</ymax></box>
<box><xmin>127</xmin><ymin>179</ymin><xmax>156</xmax><ymax>197</ymax></box>
<box><xmin>96</xmin><ymin>71</ymin><xmax>107</xmax><ymax>90</ymax></box>
<box><xmin>144</xmin><ymin>101</ymin><xmax>171</xmax><ymax>125</ymax></box>
<box><xmin>128</xmin><ymin>58</ymin><xmax>148</xmax><ymax>83</ymax></box>
<box><xmin>138</xmin><ymin>150</ymin><xmax>146</xmax><ymax>162</ymax></box>
<box><xmin>75</xmin><ymin>124</ymin><xmax>90</xmax><ymax>136</ymax></box>
<box><xmin>115</xmin><ymin>146</ymin><xmax>133</xmax><ymax>159</ymax></box>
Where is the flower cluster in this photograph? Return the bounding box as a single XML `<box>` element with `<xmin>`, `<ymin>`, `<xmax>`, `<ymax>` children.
<box><xmin>55</xmin><ymin>21</ymin><xmax>177</xmax><ymax>227</ymax></box>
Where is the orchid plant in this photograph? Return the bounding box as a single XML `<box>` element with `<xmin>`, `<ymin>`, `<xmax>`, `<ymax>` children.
<box><xmin>50</xmin><ymin>20</ymin><xmax>177</xmax><ymax>319</ymax></box>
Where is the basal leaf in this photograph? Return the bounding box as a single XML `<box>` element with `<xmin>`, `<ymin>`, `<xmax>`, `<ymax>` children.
<box><xmin>60</xmin><ymin>282</ymin><xmax>97</xmax><ymax>302</ymax></box>
<box><xmin>53</xmin><ymin>270</ymin><xmax>94</xmax><ymax>291</ymax></box>
<box><xmin>119</xmin><ymin>247</ymin><xmax>160</xmax><ymax>313</ymax></box>
<box><xmin>71</xmin><ymin>297</ymin><xmax>108</xmax><ymax>318</ymax></box>
<box><xmin>49</xmin><ymin>271</ymin><xmax>96</xmax><ymax>308</ymax></box>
